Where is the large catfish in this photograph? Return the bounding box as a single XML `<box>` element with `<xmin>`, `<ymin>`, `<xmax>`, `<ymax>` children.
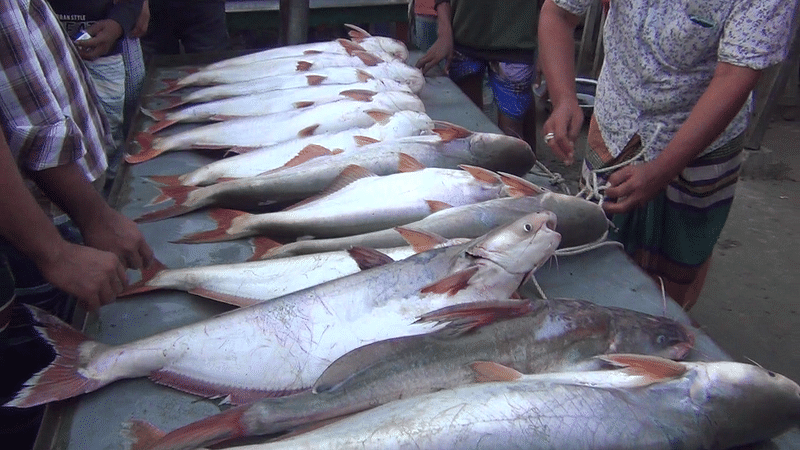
<box><xmin>136</xmin><ymin>129</ymin><xmax>535</xmax><ymax>222</ymax></box>
<box><xmin>174</xmin><ymin>163</ymin><xmax>515</xmax><ymax>244</ymax></box>
<box><xmin>127</xmin><ymin>299</ymin><xmax>694</xmax><ymax>450</ymax></box>
<box><xmin>175</xmin><ymin>110</ymin><xmax>437</xmax><ymax>186</ymax></box>
<box><xmin>127</xmin><ymin>90</ymin><xmax>425</xmax><ymax>163</ymax></box>
<box><xmin>7</xmin><ymin>212</ymin><xmax>560</xmax><ymax>408</ymax></box>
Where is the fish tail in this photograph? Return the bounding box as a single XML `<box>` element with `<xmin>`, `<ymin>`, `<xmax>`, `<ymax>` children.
<box><xmin>124</xmin><ymin>420</ymin><xmax>166</xmax><ymax>450</ymax></box>
<box><xmin>152</xmin><ymin>78</ymin><xmax>183</xmax><ymax>95</ymax></box>
<box><xmin>136</xmin><ymin>185</ymin><xmax>200</xmax><ymax>222</ymax></box>
<box><xmin>172</xmin><ymin>208</ymin><xmax>251</xmax><ymax>244</ymax></box>
<box><xmin>143</xmin><ymin>112</ymin><xmax>179</xmax><ymax>134</ymax></box>
<box><xmin>147</xmin><ymin>174</ymin><xmax>184</xmax><ymax>187</ymax></box>
<box><xmin>249</xmin><ymin>237</ymin><xmax>285</xmax><ymax>261</ymax></box>
<box><xmin>127</xmin><ymin>132</ymin><xmax>165</xmax><ymax>164</ymax></box>
<box><xmin>4</xmin><ymin>306</ymin><xmax>107</xmax><ymax>408</ymax></box>
<box><xmin>135</xmin><ymin>405</ymin><xmax>251</xmax><ymax>450</ymax></box>
<box><xmin>118</xmin><ymin>259</ymin><xmax>169</xmax><ymax>297</ymax></box>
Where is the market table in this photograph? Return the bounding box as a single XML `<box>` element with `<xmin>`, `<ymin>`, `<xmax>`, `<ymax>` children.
<box><xmin>32</xmin><ymin>51</ymin><xmax>800</xmax><ymax>450</ymax></box>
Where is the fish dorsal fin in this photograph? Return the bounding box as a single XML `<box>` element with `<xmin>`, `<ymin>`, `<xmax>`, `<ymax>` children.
<box><xmin>340</xmin><ymin>89</ymin><xmax>377</xmax><ymax>102</ymax></box>
<box><xmin>354</xmin><ymin>135</ymin><xmax>380</xmax><ymax>146</ymax></box>
<box><xmin>338</xmin><ymin>38</ymin><xmax>366</xmax><ymax>55</ymax></box>
<box><xmin>281</xmin><ymin>144</ymin><xmax>336</xmax><ymax>169</ymax></box>
<box><xmin>425</xmin><ymin>200</ymin><xmax>452</xmax><ymax>213</ymax></box>
<box><xmin>366</xmin><ymin>109</ymin><xmax>393</xmax><ymax>124</ymax></box>
<box><xmin>398</xmin><ymin>153</ymin><xmax>426</xmax><ymax>172</ymax></box>
<box><xmin>598</xmin><ymin>354</ymin><xmax>688</xmax><ymax>382</ymax></box>
<box><xmin>284</xmin><ymin>164</ymin><xmax>376</xmax><ymax>210</ymax></box>
<box><xmin>347</xmin><ymin>246</ymin><xmax>395</xmax><ymax>270</ymax></box>
<box><xmin>355</xmin><ymin>69</ymin><xmax>374</xmax><ymax>82</ymax></box>
<box><xmin>293</xmin><ymin>100</ymin><xmax>315</xmax><ymax>109</ymax></box>
<box><xmin>419</xmin><ymin>266</ymin><xmax>480</xmax><ymax>296</ymax></box>
<box><xmin>313</xmin><ymin>336</ymin><xmax>421</xmax><ymax>394</ymax></box>
<box><xmin>415</xmin><ymin>300</ymin><xmax>538</xmax><ymax>335</ymax></box>
<box><xmin>432</xmin><ymin>121</ymin><xmax>473</xmax><ymax>142</ymax></box>
<box><xmin>353</xmin><ymin>51</ymin><xmax>383</xmax><ymax>67</ymax></box>
<box><xmin>345</xmin><ymin>23</ymin><xmax>372</xmax><ymax>41</ymax></box>
<box><xmin>470</xmin><ymin>361</ymin><xmax>523</xmax><ymax>383</ymax></box>
<box><xmin>459</xmin><ymin>164</ymin><xmax>501</xmax><ymax>185</ymax></box>
<box><xmin>298</xmin><ymin>124</ymin><xmax>320</xmax><ymax>138</ymax></box>
<box><xmin>296</xmin><ymin>60</ymin><xmax>313</xmax><ymax>71</ymax></box>
<box><xmin>306</xmin><ymin>75</ymin><xmax>327</xmax><ymax>85</ymax></box>
<box><xmin>498</xmin><ymin>172</ymin><xmax>546</xmax><ymax>197</ymax></box>
<box><xmin>395</xmin><ymin>226</ymin><xmax>448</xmax><ymax>253</ymax></box>
<box><xmin>302</xmin><ymin>49</ymin><xmax>323</xmax><ymax>55</ymax></box>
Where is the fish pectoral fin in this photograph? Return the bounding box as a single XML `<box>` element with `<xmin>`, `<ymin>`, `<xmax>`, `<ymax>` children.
<box><xmin>306</xmin><ymin>74</ymin><xmax>327</xmax><ymax>85</ymax></box>
<box><xmin>425</xmin><ymin>200</ymin><xmax>452</xmax><ymax>213</ymax></box>
<box><xmin>366</xmin><ymin>109</ymin><xmax>393</xmax><ymax>124</ymax></box>
<box><xmin>394</xmin><ymin>226</ymin><xmax>449</xmax><ymax>253</ymax></box>
<box><xmin>338</xmin><ymin>38</ymin><xmax>366</xmax><ymax>56</ymax></box>
<box><xmin>354</xmin><ymin>51</ymin><xmax>383</xmax><ymax>66</ymax></box>
<box><xmin>598</xmin><ymin>354</ymin><xmax>688</xmax><ymax>383</ymax></box>
<box><xmin>346</xmin><ymin>23</ymin><xmax>373</xmax><ymax>41</ymax></box>
<box><xmin>123</xmin><ymin>420</ymin><xmax>166</xmax><ymax>450</ymax></box>
<box><xmin>398</xmin><ymin>153</ymin><xmax>426</xmax><ymax>172</ymax></box>
<box><xmin>498</xmin><ymin>172</ymin><xmax>547</xmax><ymax>197</ymax></box>
<box><xmin>354</xmin><ymin>135</ymin><xmax>380</xmax><ymax>146</ymax></box>
<box><xmin>340</xmin><ymin>89</ymin><xmax>377</xmax><ymax>102</ymax></box>
<box><xmin>414</xmin><ymin>299</ymin><xmax>538</xmax><ymax>335</ymax></box>
<box><xmin>459</xmin><ymin>165</ymin><xmax>502</xmax><ymax>185</ymax></box>
<box><xmin>469</xmin><ymin>361</ymin><xmax>523</xmax><ymax>383</ymax></box>
<box><xmin>355</xmin><ymin>69</ymin><xmax>374</xmax><ymax>82</ymax></box>
<box><xmin>432</xmin><ymin>121</ymin><xmax>473</xmax><ymax>142</ymax></box>
<box><xmin>348</xmin><ymin>246</ymin><xmax>395</xmax><ymax>270</ymax></box>
<box><xmin>276</xmin><ymin>144</ymin><xmax>336</xmax><ymax>171</ymax></box>
<box><xmin>419</xmin><ymin>266</ymin><xmax>481</xmax><ymax>296</ymax></box>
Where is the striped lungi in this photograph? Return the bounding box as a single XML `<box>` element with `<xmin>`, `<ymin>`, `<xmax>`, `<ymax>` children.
<box><xmin>583</xmin><ymin>117</ymin><xmax>743</xmax><ymax>286</ymax></box>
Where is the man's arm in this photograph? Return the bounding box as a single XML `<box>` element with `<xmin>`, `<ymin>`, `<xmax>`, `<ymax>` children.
<box><xmin>414</xmin><ymin>0</ymin><xmax>453</xmax><ymax>74</ymax></box>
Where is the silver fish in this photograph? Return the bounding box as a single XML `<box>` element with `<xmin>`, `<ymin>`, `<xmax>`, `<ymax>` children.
<box><xmin>264</xmin><ymin>176</ymin><xmax>608</xmax><ymax>259</ymax></box>
<box><xmin>135</xmin><ymin>128</ymin><xmax>535</xmax><ymax>222</ymax></box>
<box><xmin>6</xmin><ymin>212</ymin><xmax>559</xmax><ymax>407</ymax></box>
<box><xmin>127</xmin><ymin>91</ymin><xmax>425</xmax><ymax>163</ymax></box>
<box><xmin>126</xmin><ymin>299</ymin><xmax>694</xmax><ymax>450</ymax></box>
<box><xmin>142</xmin><ymin>78</ymin><xmax>413</xmax><ymax>133</ymax></box>
<box><xmin>199</xmin><ymin>355</ymin><xmax>800</xmax><ymax>450</ymax></box>
<box><xmin>174</xmin><ymin>164</ymin><xmax>513</xmax><ymax>243</ymax></box>
<box><xmin>175</xmin><ymin>110</ymin><xmax>437</xmax><ymax>186</ymax></box>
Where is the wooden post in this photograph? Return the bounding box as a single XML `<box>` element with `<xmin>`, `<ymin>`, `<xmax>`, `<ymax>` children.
<box><xmin>279</xmin><ymin>0</ymin><xmax>309</xmax><ymax>45</ymax></box>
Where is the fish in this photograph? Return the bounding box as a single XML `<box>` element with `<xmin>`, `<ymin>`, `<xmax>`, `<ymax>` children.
<box><xmin>119</xmin><ymin>229</ymin><xmax>469</xmax><ymax>307</ymax></box>
<box><xmin>166</xmin><ymin>62</ymin><xmax>426</xmax><ymax>107</ymax></box>
<box><xmin>173</xmin><ymin>162</ymin><xmax>514</xmax><ymax>243</ymax></box>
<box><xmin>135</xmin><ymin>128</ymin><xmax>535</xmax><ymax>222</ymax></box>
<box><xmin>164</xmin><ymin>355</ymin><xmax>800</xmax><ymax>450</ymax></box>
<box><xmin>164</xmin><ymin>50</ymin><xmax>389</xmax><ymax>91</ymax></box>
<box><xmin>127</xmin><ymin>90</ymin><xmax>425</xmax><ymax>163</ymax></box>
<box><xmin>5</xmin><ymin>211</ymin><xmax>560</xmax><ymax>407</ymax></box>
<box><xmin>125</xmin><ymin>299</ymin><xmax>694</xmax><ymax>450</ymax></box>
<box><xmin>142</xmin><ymin>78</ymin><xmax>413</xmax><ymax>133</ymax></box>
<box><xmin>261</xmin><ymin>175</ymin><xmax>608</xmax><ymax>259</ymax></box>
<box><xmin>175</xmin><ymin>110</ymin><xmax>437</xmax><ymax>186</ymax></box>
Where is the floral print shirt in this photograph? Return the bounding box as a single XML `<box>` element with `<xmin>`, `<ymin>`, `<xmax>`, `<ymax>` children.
<box><xmin>553</xmin><ymin>0</ymin><xmax>796</xmax><ymax>159</ymax></box>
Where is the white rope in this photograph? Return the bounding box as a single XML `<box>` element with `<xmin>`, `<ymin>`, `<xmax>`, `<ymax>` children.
<box><xmin>528</xmin><ymin>160</ymin><xmax>571</xmax><ymax>195</ymax></box>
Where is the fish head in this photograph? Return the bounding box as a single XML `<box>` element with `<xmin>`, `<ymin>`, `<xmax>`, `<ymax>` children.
<box><xmin>467</xmin><ymin>211</ymin><xmax>560</xmax><ymax>275</ymax></box>
<box><xmin>367</xmin><ymin>37</ymin><xmax>410</xmax><ymax>62</ymax></box>
<box><xmin>380</xmin><ymin>60</ymin><xmax>425</xmax><ymax>93</ymax></box>
<box><xmin>468</xmin><ymin>133</ymin><xmax>535</xmax><ymax>175</ymax></box>
<box><xmin>539</xmin><ymin>191</ymin><xmax>610</xmax><ymax>248</ymax></box>
<box><xmin>373</xmin><ymin>91</ymin><xmax>425</xmax><ymax>113</ymax></box>
<box><xmin>692</xmin><ymin>362</ymin><xmax>800</xmax><ymax>448</ymax></box>
<box><xmin>375</xmin><ymin>111</ymin><xmax>435</xmax><ymax>138</ymax></box>
<box><xmin>606</xmin><ymin>311</ymin><xmax>695</xmax><ymax>360</ymax></box>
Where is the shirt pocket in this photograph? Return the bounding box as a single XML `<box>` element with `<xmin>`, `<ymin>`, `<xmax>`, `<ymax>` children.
<box><xmin>643</xmin><ymin>7</ymin><xmax>723</xmax><ymax>71</ymax></box>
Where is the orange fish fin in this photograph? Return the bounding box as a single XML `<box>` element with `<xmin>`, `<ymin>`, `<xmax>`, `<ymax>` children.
<box><xmin>277</xmin><ymin>144</ymin><xmax>336</xmax><ymax>170</ymax></box>
<box><xmin>172</xmin><ymin>209</ymin><xmax>250</xmax><ymax>243</ymax></box>
<box><xmin>285</xmin><ymin>164</ymin><xmax>376</xmax><ymax>210</ymax></box>
<box><xmin>338</xmin><ymin>38</ymin><xmax>366</xmax><ymax>55</ymax></box>
<box><xmin>599</xmin><ymin>354</ymin><xmax>688</xmax><ymax>382</ymax></box>
<box><xmin>345</xmin><ymin>23</ymin><xmax>372</xmax><ymax>41</ymax></box>
<box><xmin>124</xmin><ymin>420</ymin><xmax>167</xmax><ymax>450</ymax></box>
<box><xmin>147</xmin><ymin>95</ymin><xmax>186</xmax><ymax>112</ymax></box>
<box><xmin>136</xmin><ymin>185</ymin><xmax>199</xmax><ymax>222</ymax></box>
<box><xmin>146</xmin><ymin>174</ymin><xmax>183</xmax><ymax>188</ymax></box>
<box><xmin>340</xmin><ymin>89</ymin><xmax>377</xmax><ymax>102</ymax></box>
<box><xmin>353</xmin><ymin>51</ymin><xmax>383</xmax><ymax>66</ymax></box>
<box><xmin>298</xmin><ymin>124</ymin><xmax>320</xmax><ymax>138</ymax></box>
<box><xmin>394</xmin><ymin>226</ymin><xmax>448</xmax><ymax>253</ymax></box>
<box><xmin>127</xmin><ymin>132</ymin><xmax>164</xmax><ymax>164</ymax></box>
<box><xmin>432</xmin><ymin>121</ymin><xmax>472</xmax><ymax>141</ymax></box>
<box><xmin>459</xmin><ymin>164</ymin><xmax>501</xmax><ymax>185</ymax></box>
<box><xmin>419</xmin><ymin>266</ymin><xmax>480</xmax><ymax>296</ymax></box>
<box><xmin>249</xmin><ymin>237</ymin><xmax>284</xmax><ymax>261</ymax></box>
<box><xmin>187</xmin><ymin>287</ymin><xmax>259</xmax><ymax>308</ymax></box>
<box><xmin>293</xmin><ymin>100</ymin><xmax>316</xmax><ymax>109</ymax></box>
<box><xmin>152</xmin><ymin>78</ymin><xmax>182</xmax><ymax>95</ymax></box>
<box><xmin>470</xmin><ymin>361</ymin><xmax>524</xmax><ymax>383</ymax></box>
<box><xmin>425</xmin><ymin>200</ymin><xmax>452</xmax><ymax>213</ymax></box>
<box><xmin>118</xmin><ymin>259</ymin><xmax>169</xmax><ymax>297</ymax></box>
<box><xmin>306</xmin><ymin>74</ymin><xmax>326</xmax><ymax>85</ymax></box>
<box><xmin>347</xmin><ymin>246</ymin><xmax>395</xmax><ymax>270</ymax></box>
<box><xmin>354</xmin><ymin>135</ymin><xmax>380</xmax><ymax>146</ymax></box>
<box><xmin>414</xmin><ymin>299</ymin><xmax>540</xmax><ymax>335</ymax></box>
<box><xmin>129</xmin><ymin>406</ymin><xmax>251</xmax><ymax>450</ymax></box>
<box><xmin>303</xmin><ymin>49</ymin><xmax>323</xmax><ymax>55</ymax></box>
<box><xmin>355</xmin><ymin>69</ymin><xmax>374</xmax><ymax>82</ymax></box>
<box><xmin>365</xmin><ymin>109</ymin><xmax>392</xmax><ymax>124</ymax></box>
<box><xmin>398</xmin><ymin>152</ymin><xmax>426</xmax><ymax>172</ymax></box>
<box><xmin>498</xmin><ymin>172</ymin><xmax>547</xmax><ymax>197</ymax></box>
<box><xmin>296</xmin><ymin>60</ymin><xmax>313</xmax><ymax>71</ymax></box>
<box><xmin>149</xmin><ymin>369</ymin><xmax>305</xmax><ymax>405</ymax></box>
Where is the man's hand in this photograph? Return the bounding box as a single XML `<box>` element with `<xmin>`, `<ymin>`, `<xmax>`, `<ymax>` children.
<box><xmin>541</xmin><ymin>101</ymin><xmax>584</xmax><ymax>165</ymax></box>
<box><xmin>131</xmin><ymin>0</ymin><xmax>150</xmax><ymax>38</ymax></box>
<box><xmin>415</xmin><ymin>34</ymin><xmax>453</xmax><ymax>75</ymax></box>
<box><xmin>76</xmin><ymin>19</ymin><xmax>123</xmax><ymax>60</ymax></box>
<box><xmin>602</xmin><ymin>161</ymin><xmax>671</xmax><ymax>214</ymax></box>
<box><xmin>81</xmin><ymin>205</ymin><xmax>154</xmax><ymax>271</ymax></box>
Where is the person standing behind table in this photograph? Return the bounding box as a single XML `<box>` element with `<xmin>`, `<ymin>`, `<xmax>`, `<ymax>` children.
<box><xmin>0</xmin><ymin>1</ymin><xmax>153</xmax><ymax>447</ymax></box>
<box><xmin>415</xmin><ymin>0</ymin><xmax>544</xmax><ymax>154</ymax></box>
<box><xmin>409</xmin><ymin>0</ymin><xmax>438</xmax><ymax>52</ymax></box>
<box><xmin>538</xmin><ymin>0</ymin><xmax>797</xmax><ymax>309</ymax></box>
<box><xmin>47</xmin><ymin>0</ymin><xmax>146</xmax><ymax>190</ymax></box>
<box><xmin>140</xmin><ymin>0</ymin><xmax>229</xmax><ymax>57</ymax></box>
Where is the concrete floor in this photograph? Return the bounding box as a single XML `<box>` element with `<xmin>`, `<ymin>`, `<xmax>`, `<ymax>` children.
<box><xmin>527</xmin><ymin>100</ymin><xmax>800</xmax><ymax>384</ymax></box>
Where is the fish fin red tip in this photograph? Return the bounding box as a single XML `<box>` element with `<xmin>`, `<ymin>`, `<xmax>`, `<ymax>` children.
<box><xmin>459</xmin><ymin>164</ymin><xmax>501</xmax><ymax>185</ymax></box>
<box><xmin>150</xmin><ymin>369</ymin><xmax>305</xmax><ymax>405</ymax></box>
<box><xmin>497</xmin><ymin>172</ymin><xmax>546</xmax><ymax>197</ymax></box>
<box><xmin>146</xmin><ymin>174</ymin><xmax>183</xmax><ymax>187</ymax></box>
<box><xmin>419</xmin><ymin>266</ymin><xmax>480</xmax><ymax>296</ymax></box>
<box><xmin>173</xmin><ymin>209</ymin><xmax>249</xmax><ymax>243</ymax></box>
<box><xmin>127</xmin><ymin>132</ymin><xmax>164</xmax><ymax>164</ymax></box>
<box><xmin>394</xmin><ymin>226</ymin><xmax>448</xmax><ymax>253</ymax></box>
<box><xmin>118</xmin><ymin>259</ymin><xmax>169</xmax><ymax>297</ymax></box>
<box><xmin>187</xmin><ymin>287</ymin><xmax>259</xmax><ymax>308</ymax></box>
<box><xmin>398</xmin><ymin>153</ymin><xmax>425</xmax><ymax>172</ymax></box>
<box><xmin>469</xmin><ymin>361</ymin><xmax>523</xmax><ymax>383</ymax></box>
<box><xmin>136</xmin><ymin>185</ymin><xmax>198</xmax><ymax>222</ymax></box>
<box><xmin>425</xmin><ymin>199</ymin><xmax>452</xmax><ymax>213</ymax></box>
<box><xmin>414</xmin><ymin>299</ymin><xmax>538</xmax><ymax>335</ymax></box>
<box><xmin>599</xmin><ymin>354</ymin><xmax>687</xmax><ymax>381</ymax></box>
<box><xmin>4</xmin><ymin>306</ymin><xmax>105</xmax><ymax>408</ymax></box>
<box><xmin>347</xmin><ymin>246</ymin><xmax>394</xmax><ymax>270</ymax></box>
<box><xmin>138</xmin><ymin>406</ymin><xmax>251</xmax><ymax>450</ymax></box>
<box><xmin>124</xmin><ymin>420</ymin><xmax>167</xmax><ymax>450</ymax></box>
<box><xmin>249</xmin><ymin>237</ymin><xmax>284</xmax><ymax>261</ymax></box>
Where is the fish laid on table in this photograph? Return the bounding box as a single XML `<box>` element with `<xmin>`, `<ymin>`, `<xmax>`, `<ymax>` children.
<box><xmin>120</xmin><ymin>229</ymin><xmax>468</xmax><ymax>307</ymax></box>
<box><xmin>135</xmin><ymin>129</ymin><xmax>535</xmax><ymax>222</ymax></box>
<box><xmin>142</xmin><ymin>78</ymin><xmax>413</xmax><ymax>133</ymax></box>
<box><xmin>174</xmin><ymin>162</ymin><xmax>514</xmax><ymax>243</ymax></box>
<box><xmin>127</xmin><ymin>90</ymin><xmax>425</xmax><ymax>163</ymax></box>
<box><xmin>126</xmin><ymin>299</ymin><xmax>694</xmax><ymax>450</ymax></box>
<box><xmin>166</xmin><ymin>62</ymin><xmax>426</xmax><ymax>107</ymax></box>
<box><xmin>165</xmin><ymin>354</ymin><xmax>800</xmax><ymax>450</ymax></box>
<box><xmin>262</xmin><ymin>174</ymin><xmax>608</xmax><ymax>259</ymax></box>
<box><xmin>6</xmin><ymin>212</ymin><xmax>560</xmax><ymax>407</ymax></box>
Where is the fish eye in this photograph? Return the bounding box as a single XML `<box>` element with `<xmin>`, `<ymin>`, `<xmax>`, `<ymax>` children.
<box><xmin>656</xmin><ymin>335</ymin><xmax>666</xmax><ymax>344</ymax></box>
<box><xmin>523</xmin><ymin>223</ymin><xmax>533</xmax><ymax>232</ymax></box>
<box><xmin>768</xmin><ymin>371</ymin><xmax>776</xmax><ymax>377</ymax></box>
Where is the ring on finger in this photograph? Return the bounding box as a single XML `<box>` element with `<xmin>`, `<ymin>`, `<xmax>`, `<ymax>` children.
<box><xmin>544</xmin><ymin>132</ymin><xmax>555</xmax><ymax>144</ymax></box>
